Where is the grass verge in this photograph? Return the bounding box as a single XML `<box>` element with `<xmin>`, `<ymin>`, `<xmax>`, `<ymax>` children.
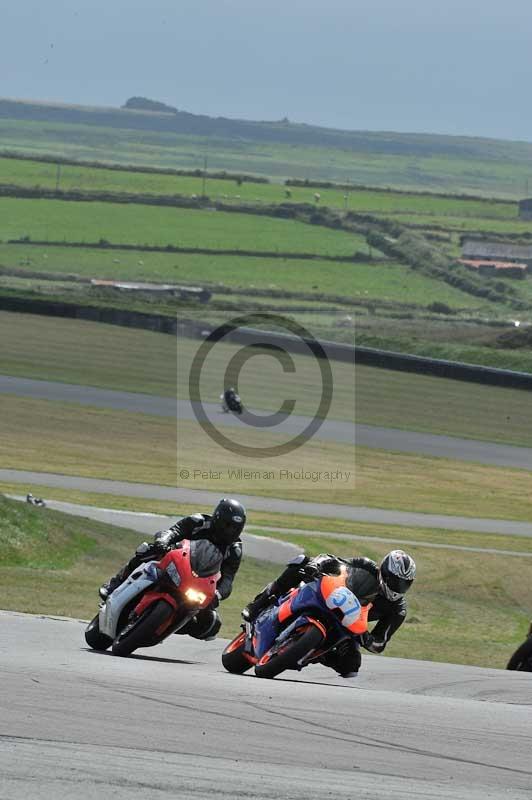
<box><xmin>3</xmin><ymin>312</ymin><xmax>532</xmax><ymax>446</ymax></box>
<box><xmin>4</xmin><ymin>394</ymin><xmax>532</xmax><ymax>518</ymax></box>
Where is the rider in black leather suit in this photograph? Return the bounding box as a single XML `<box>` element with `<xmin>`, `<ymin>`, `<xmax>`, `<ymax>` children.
<box><xmin>242</xmin><ymin>550</ymin><xmax>416</xmax><ymax>676</ymax></box>
<box><xmin>100</xmin><ymin>498</ymin><xmax>245</xmax><ymax>640</ymax></box>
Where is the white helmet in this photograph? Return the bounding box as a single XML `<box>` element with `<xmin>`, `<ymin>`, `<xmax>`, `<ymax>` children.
<box><xmin>379</xmin><ymin>550</ymin><xmax>416</xmax><ymax>601</ymax></box>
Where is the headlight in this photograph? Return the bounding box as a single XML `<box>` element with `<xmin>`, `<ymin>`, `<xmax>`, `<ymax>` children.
<box><xmin>166</xmin><ymin>562</ymin><xmax>181</xmax><ymax>587</ymax></box>
<box><xmin>185</xmin><ymin>588</ymin><xmax>207</xmax><ymax>604</ymax></box>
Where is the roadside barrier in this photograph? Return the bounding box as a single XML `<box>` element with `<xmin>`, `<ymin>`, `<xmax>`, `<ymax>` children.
<box><xmin>1</xmin><ymin>295</ymin><xmax>530</xmax><ymax>389</ymax></box>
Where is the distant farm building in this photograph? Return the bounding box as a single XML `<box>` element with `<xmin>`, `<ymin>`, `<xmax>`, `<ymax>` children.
<box><xmin>461</xmin><ymin>239</ymin><xmax>532</xmax><ymax>267</ymax></box>
<box><xmin>458</xmin><ymin>259</ymin><xmax>528</xmax><ymax>279</ymax></box>
<box><xmin>519</xmin><ymin>198</ymin><xmax>532</xmax><ymax>219</ymax></box>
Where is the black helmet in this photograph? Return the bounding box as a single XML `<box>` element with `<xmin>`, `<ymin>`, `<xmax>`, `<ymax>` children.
<box><xmin>211</xmin><ymin>498</ymin><xmax>246</xmax><ymax>546</ymax></box>
<box><xmin>379</xmin><ymin>550</ymin><xmax>416</xmax><ymax>601</ymax></box>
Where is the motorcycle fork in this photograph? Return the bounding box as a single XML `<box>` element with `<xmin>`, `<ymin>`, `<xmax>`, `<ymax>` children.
<box><xmin>243</xmin><ymin>621</ymin><xmax>254</xmax><ymax>654</ymax></box>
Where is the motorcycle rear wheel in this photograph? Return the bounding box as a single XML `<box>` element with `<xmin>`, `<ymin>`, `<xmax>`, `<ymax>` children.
<box><xmin>255</xmin><ymin>624</ymin><xmax>324</xmax><ymax>679</ymax></box>
<box><xmin>222</xmin><ymin>631</ymin><xmax>253</xmax><ymax>674</ymax></box>
<box><xmin>112</xmin><ymin>599</ymin><xmax>174</xmax><ymax>657</ymax></box>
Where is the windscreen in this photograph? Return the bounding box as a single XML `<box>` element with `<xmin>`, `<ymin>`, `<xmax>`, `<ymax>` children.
<box><xmin>189</xmin><ymin>539</ymin><xmax>223</xmax><ymax>577</ymax></box>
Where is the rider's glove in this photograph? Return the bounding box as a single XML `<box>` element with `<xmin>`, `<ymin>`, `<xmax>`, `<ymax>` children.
<box><xmin>136</xmin><ymin>540</ymin><xmax>167</xmax><ymax>561</ymax></box>
<box><xmin>210</xmin><ymin>590</ymin><xmax>222</xmax><ymax>609</ymax></box>
<box><xmin>135</xmin><ymin>541</ymin><xmax>153</xmax><ymax>557</ymax></box>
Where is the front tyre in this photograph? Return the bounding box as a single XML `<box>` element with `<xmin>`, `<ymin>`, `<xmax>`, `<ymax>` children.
<box><xmin>255</xmin><ymin>624</ymin><xmax>324</xmax><ymax>679</ymax></box>
<box><xmin>222</xmin><ymin>631</ymin><xmax>253</xmax><ymax>674</ymax></box>
<box><xmin>85</xmin><ymin>614</ymin><xmax>112</xmax><ymax>651</ymax></box>
<box><xmin>112</xmin><ymin>599</ymin><xmax>174</xmax><ymax>657</ymax></box>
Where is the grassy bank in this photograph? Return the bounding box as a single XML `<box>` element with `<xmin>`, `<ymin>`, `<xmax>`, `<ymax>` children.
<box><xmin>0</xmin><ymin>494</ymin><xmax>269</xmax><ymax>633</ymax></box>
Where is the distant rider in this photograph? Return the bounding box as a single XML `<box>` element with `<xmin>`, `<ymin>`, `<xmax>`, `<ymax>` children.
<box><xmin>99</xmin><ymin>498</ymin><xmax>246</xmax><ymax>640</ymax></box>
<box><xmin>221</xmin><ymin>387</ymin><xmax>241</xmax><ymax>413</ymax></box>
<box><xmin>242</xmin><ymin>549</ymin><xmax>416</xmax><ymax>677</ymax></box>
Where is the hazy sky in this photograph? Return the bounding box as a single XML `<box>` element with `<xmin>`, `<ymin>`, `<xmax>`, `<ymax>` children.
<box><xmin>2</xmin><ymin>0</ymin><xmax>531</xmax><ymax>141</ymax></box>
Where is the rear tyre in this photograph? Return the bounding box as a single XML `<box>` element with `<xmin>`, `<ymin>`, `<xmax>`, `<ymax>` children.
<box><xmin>112</xmin><ymin>599</ymin><xmax>174</xmax><ymax>657</ymax></box>
<box><xmin>255</xmin><ymin>624</ymin><xmax>324</xmax><ymax>679</ymax></box>
<box><xmin>222</xmin><ymin>631</ymin><xmax>253</xmax><ymax>674</ymax></box>
<box><xmin>507</xmin><ymin>637</ymin><xmax>532</xmax><ymax>671</ymax></box>
<box><xmin>85</xmin><ymin>614</ymin><xmax>112</xmax><ymax>651</ymax></box>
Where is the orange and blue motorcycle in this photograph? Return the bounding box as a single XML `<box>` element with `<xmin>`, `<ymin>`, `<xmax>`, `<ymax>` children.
<box><xmin>222</xmin><ymin>567</ymin><xmax>370</xmax><ymax>679</ymax></box>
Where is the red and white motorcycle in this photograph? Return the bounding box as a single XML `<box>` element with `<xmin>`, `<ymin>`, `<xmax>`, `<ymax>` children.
<box><xmin>85</xmin><ymin>539</ymin><xmax>221</xmax><ymax>657</ymax></box>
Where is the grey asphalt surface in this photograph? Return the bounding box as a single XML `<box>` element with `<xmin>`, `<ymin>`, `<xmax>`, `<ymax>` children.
<box><xmin>3</xmin><ymin>374</ymin><xmax>532</xmax><ymax>469</ymax></box>
<box><xmin>1</xmin><ymin>612</ymin><xmax>531</xmax><ymax>799</ymax></box>
<box><xmin>0</xmin><ymin>374</ymin><xmax>355</xmax><ymax>446</ymax></box>
<box><xmin>4</xmin><ymin>468</ymin><xmax>532</xmax><ymax>537</ymax></box>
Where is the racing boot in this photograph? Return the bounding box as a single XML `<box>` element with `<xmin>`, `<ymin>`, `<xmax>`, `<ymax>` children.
<box><xmin>241</xmin><ymin>583</ymin><xmax>276</xmax><ymax>622</ymax></box>
<box><xmin>320</xmin><ymin>639</ymin><xmax>361</xmax><ymax>678</ymax></box>
<box><xmin>99</xmin><ymin>566</ymin><xmax>129</xmax><ymax>602</ymax></box>
<box><xmin>98</xmin><ymin>542</ymin><xmax>157</xmax><ymax>601</ymax></box>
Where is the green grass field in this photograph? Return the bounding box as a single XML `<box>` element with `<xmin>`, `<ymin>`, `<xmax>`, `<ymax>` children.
<box><xmin>384</xmin><ymin>212</ymin><xmax>532</xmax><ymax>236</ymax></box>
<box><xmin>0</xmin><ymin>154</ymin><xmax>519</xmax><ymax>219</ymax></box>
<box><xmin>1</xmin><ymin>494</ymin><xmax>529</xmax><ymax>668</ymax></box>
<box><xmin>0</xmin><ymin>243</ymin><xmax>483</xmax><ymax>309</ymax></box>
<box><xmin>2</xmin><ymin>117</ymin><xmax>532</xmax><ymax>197</ymax></box>
<box><xmin>0</xmin><ymin>196</ymin><xmax>368</xmax><ymax>257</ymax></box>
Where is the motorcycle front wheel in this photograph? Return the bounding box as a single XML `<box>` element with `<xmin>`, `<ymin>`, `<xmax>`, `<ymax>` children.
<box><xmin>112</xmin><ymin>599</ymin><xmax>174</xmax><ymax>657</ymax></box>
<box><xmin>84</xmin><ymin>614</ymin><xmax>112</xmax><ymax>651</ymax></box>
<box><xmin>255</xmin><ymin>624</ymin><xmax>324</xmax><ymax>679</ymax></box>
<box><xmin>222</xmin><ymin>631</ymin><xmax>253</xmax><ymax>674</ymax></box>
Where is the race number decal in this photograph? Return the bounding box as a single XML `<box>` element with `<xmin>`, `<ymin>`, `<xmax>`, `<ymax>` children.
<box><xmin>325</xmin><ymin>587</ymin><xmax>361</xmax><ymax>628</ymax></box>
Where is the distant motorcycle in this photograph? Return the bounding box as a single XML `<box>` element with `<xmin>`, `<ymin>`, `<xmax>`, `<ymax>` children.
<box><xmin>220</xmin><ymin>389</ymin><xmax>243</xmax><ymax>415</ymax></box>
<box><xmin>26</xmin><ymin>493</ymin><xmax>46</xmax><ymax>508</ymax></box>
<box><xmin>222</xmin><ymin>567</ymin><xmax>370</xmax><ymax>679</ymax></box>
<box><xmin>85</xmin><ymin>540</ymin><xmax>222</xmax><ymax>657</ymax></box>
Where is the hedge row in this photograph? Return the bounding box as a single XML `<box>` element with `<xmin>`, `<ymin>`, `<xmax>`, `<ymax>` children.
<box><xmin>6</xmin><ymin>237</ymin><xmax>365</xmax><ymax>263</ymax></box>
<box><xmin>366</xmin><ymin>229</ymin><xmax>526</xmax><ymax>309</ymax></box>
<box><xmin>284</xmin><ymin>177</ymin><xmax>514</xmax><ymax>205</ymax></box>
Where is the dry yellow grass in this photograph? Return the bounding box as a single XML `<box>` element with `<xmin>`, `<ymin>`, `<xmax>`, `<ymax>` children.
<box><xmin>2</xmin><ymin>395</ymin><xmax>532</xmax><ymax>520</ymax></box>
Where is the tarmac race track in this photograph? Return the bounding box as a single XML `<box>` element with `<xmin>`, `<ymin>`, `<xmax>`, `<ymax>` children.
<box><xmin>3</xmin><ymin>374</ymin><xmax>532</xmax><ymax>469</ymax></box>
<box><xmin>1</xmin><ymin>611</ymin><xmax>531</xmax><ymax>800</ymax></box>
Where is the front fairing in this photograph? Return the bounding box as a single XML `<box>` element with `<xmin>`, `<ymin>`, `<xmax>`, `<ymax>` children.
<box><xmin>253</xmin><ymin>605</ymin><xmax>280</xmax><ymax>658</ymax></box>
<box><xmin>253</xmin><ymin>579</ymin><xmax>348</xmax><ymax>659</ymax></box>
<box><xmin>99</xmin><ymin>561</ymin><xmax>161</xmax><ymax>638</ymax></box>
